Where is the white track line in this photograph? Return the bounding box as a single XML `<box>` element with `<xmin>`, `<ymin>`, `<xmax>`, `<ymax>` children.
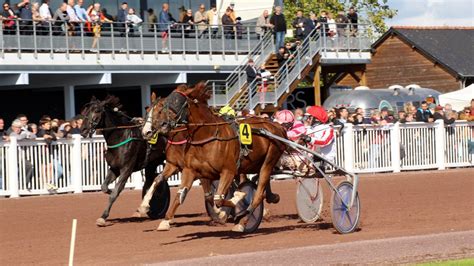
<box><xmin>154</xmin><ymin>230</ymin><xmax>474</xmax><ymax>265</ymax></box>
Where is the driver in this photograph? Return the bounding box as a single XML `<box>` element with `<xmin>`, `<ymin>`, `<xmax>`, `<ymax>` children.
<box><xmin>301</xmin><ymin>106</ymin><xmax>336</xmax><ymax>164</ymax></box>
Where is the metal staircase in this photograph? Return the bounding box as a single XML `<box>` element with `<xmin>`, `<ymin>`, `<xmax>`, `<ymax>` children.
<box><xmin>246</xmin><ymin>29</ymin><xmax>321</xmax><ymax>110</ymax></box>
<box><xmin>208</xmin><ymin>31</ymin><xmax>275</xmax><ymax>108</ymax></box>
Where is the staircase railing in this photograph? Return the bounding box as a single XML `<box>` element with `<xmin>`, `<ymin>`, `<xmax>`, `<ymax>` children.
<box><xmin>248</xmin><ymin>29</ymin><xmax>321</xmax><ymax>110</ymax></box>
<box><xmin>208</xmin><ymin>30</ymin><xmax>275</xmax><ymax>107</ymax></box>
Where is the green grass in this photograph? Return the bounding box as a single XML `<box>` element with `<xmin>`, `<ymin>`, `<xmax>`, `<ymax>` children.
<box><xmin>417</xmin><ymin>258</ymin><xmax>474</xmax><ymax>266</ymax></box>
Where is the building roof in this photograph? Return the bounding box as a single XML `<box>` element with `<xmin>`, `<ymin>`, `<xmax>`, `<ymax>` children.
<box><xmin>373</xmin><ymin>26</ymin><xmax>474</xmax><ymax>79</ymax></box>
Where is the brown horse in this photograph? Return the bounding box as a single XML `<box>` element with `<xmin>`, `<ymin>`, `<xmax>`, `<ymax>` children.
<box><xmin>137</xmin><ymin>97</ymin><xmax>225</xmax><ymax>224</ymax></box>
<box><xmin>142</xmin><ymin>82</ymin><xmax>287</xmax><ymax>232</ymax></box>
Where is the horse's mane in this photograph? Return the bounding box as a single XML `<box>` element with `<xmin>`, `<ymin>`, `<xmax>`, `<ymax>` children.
<box><xmin>187</xmin><ymin>81</ymin><xmax>211</xmax><ymax>104</ymax></box>
<box><xmin>103</xmin><ymin>94</ymin><xmax>122</xmax><ymax>109</ymax></box>
<box><xmin>175</xmin><ymin>84</ymin><xmax>189</xmax><ymax>93</ymax></box>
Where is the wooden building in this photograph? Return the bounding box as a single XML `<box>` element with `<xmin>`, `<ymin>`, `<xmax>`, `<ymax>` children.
<box><xmin>336</xmin><ymin>26</ymin><xmax>474</xmax><ymax>93</ymax></box>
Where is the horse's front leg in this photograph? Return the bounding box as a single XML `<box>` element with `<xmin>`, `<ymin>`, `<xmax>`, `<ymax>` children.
<box><xmin>214</xmin><ymin>170</ymin><xmax>245</xmax><ymax>209</ymax></box>
<box><xmin>137</xmin><ymin>163</ymin><xmax>177</xmax><ymax>216</ymax></box>
<box><xmin>157</xmin><ymin>168</ymin><xmax>196</xmax><ymax>231</ymax></box>
<box><xmin>96</xmin><ymin>167</ymin><xmax>133</xmax><ymax>227</ymax></box>
<box><xmin>101</xmin><ymin>169</ymin><xmax>119</xmax><ymax>194</ymax></box>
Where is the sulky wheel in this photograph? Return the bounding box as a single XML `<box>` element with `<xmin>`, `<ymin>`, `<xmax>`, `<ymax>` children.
<box><xmin>234</xmin><ymin>181</ymin><xmax>264</xmax><ymax>233</ymax></box>
<box><xmin>204</xmin><ymin>180</ymin><xmax>235</xmax><ymax>221</ymax></box>
<box><xmin>330</xmin><ymin>181</ymin><xmax>360</xmax><ymax>234</ymax></box>
<box><xmin>147</xmin><ymin>181</ymin><xmax>170</xmax><ymax>219</ymax></box>
<box><xmin>296</xmin><ymin>178</ymin><xmax>323</xmax><ymax>223</ymax></box>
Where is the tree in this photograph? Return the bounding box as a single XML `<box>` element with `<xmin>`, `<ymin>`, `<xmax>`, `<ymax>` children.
<box><xmin>282</xmin><ymin>0</ymin><xmax>397</xmax><ymax>35</ymax></box>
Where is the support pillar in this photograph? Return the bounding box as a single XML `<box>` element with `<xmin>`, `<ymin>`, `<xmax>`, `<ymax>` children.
<box><xmin>140</xmin><ymin>84</ymin><xmax>151</xmax><ymax>116</ymax></box>
<box><xmin>64</xmin><ymin>85</ymin><xmax>76</xmax><ymax>120</ymax></box>
<box><xmin>313</xmin><ymin>65</ymin><xmax>321</xmax><ymax>106</ymax></box>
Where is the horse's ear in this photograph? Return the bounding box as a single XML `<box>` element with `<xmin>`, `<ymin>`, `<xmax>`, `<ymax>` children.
<box><xmin>91</xmin><ymin>96</ymin><xmax>97</xmax><ymax>102</ymax></box>
<box><xmin>151</xmin><ymin>92</ymin><xmax>157</xmax><ymax>102</ymax></box>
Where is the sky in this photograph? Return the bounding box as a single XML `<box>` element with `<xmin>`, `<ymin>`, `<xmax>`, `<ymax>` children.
<box><xmin>386</xmin><ymin>0</ymin><xmax>474</xmax><ymax>27</ymax></box>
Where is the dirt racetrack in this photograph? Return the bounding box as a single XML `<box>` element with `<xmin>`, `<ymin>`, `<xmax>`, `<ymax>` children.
<box><xmin>1</xmin><ymin>169</ymin><xmax>473</xmax><ymax>265</ymax></box>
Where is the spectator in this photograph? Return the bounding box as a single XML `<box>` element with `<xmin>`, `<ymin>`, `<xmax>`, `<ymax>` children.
<box><xmin>335</xmin><ymin>10</ymin><xmax>348</xmax><ymax>39</ymax></box>
<box><xmin>292</xmin><ymin>10</ymin><xmax>306</xmax><ymax>41</ymax></box>
<box><xmin>0</xmin><ymin>117</ymin><xmax>7</xmax><ymax>140</ymax></box>
<box><xmin>352</xmin><ymin>113</ymin><xmax>365</xmax><ymax>125</ymax></box>
<box><xmin>194</xmin><ymin>4</ymin><xmax>207</xmax><ymax>37</ymax></box>
<box><xmin>66</xmin><ymin>0</ymin><xmax>80</xmax><ymax>35</ymax></box>
<box><xmin>37</xmin><ymin>119</ymin><xmax>62</xmax><ymax>191</ymax></box>
<box><xmin>9</xmin><ymin>119</ymin><xmax>34</xmax><ymax>189</ymax></box>
<box><xmin>181</xmin><ymin>8</ymin><xmax>194</xmax><ymax>38</ymax></box>
<box><xmin>327</xmin><ymin>12</ymin><xmax>337</xmax><ymax>39</ymax></box>
<box><xmin>147</xmin><ymin>8</ymin><xmax>157</xmax><ymax>32</ymax></box>
<box><xmin>116</xmin><ymin>2</ymin><xmax>128</xmax><ymax>36</ymax></box>
<box><xmin>27</xmin><ymin>123</ymin><xmax>38</xmax><ymax>135</ymax></box>
<box><xmin>89</xmin><ymin>3</ymin><xmax>111</xmax><ymax>51</ymax></box>
<box><xmin>206</xmin><ymin>4</ymin><xmax>219</xmax><ymax>38</ymax></box>
<box><xmin>318</xmin><ymin>10</ymin><xmax>329</xmax><ymax>36</ymax></box>
<box><xmin>1</xmin><ymin>2</ymin><xmax>17</xmax><ymax>35</ymax></box>
<box><xmin>380</xmin><ymin>107</ymin><xmax>395</xmax><ymax>123</ymax></box>
<box><xmin>17</xmin><ymin>0</ymin><xmax>33</xmax><ymax>35</ymax></box>
<box><xmin>347</xmin><ymin>6</ymin><xmax>358</xmax><ymax>36</ymax></box>
<box><xmin>398</xmin><ymin>111</ymin><xmax>406</xmax><ymax>121</ymax></box>
<box><xmin>245</xmin><ymin>59</ymin><xmax>260</xmax><ymax>84</ymax></box>
<box><xmin>334</xmin><ymin>107</ymin><xmax>349</xmax><ymax>125</ymax></box>
<box><xmin>256</xmin><ymin>9</ymin><xmax>272</xmax><ymax>39</ymax></box>
<box><xmin>294</xmin><ymin>108</ymin><xmax>304</xmax><ymax>121</ymax></box>
<box><xmin>159</xmin><ymin>3</ymin><xmax>176</xmax><ymax>52</ymax></box>
<box><xmin>276</xmin><ymin>46</ymin><xmax>289</xmax><ymax>67</ymax></box>
<box><xmin>459</xmin><ymin>107</ymin><xmax>474</xmax><ymax>121</ymax></box>
<box><xmin>416</xmin><ymin>101</ymin><xmax>434</xmax><ymax>122</ymax></box>
<box><xmin>221</xmin><ymin>7</ymin><xmax>234</xmax><ymax>39</ymax></box>
<box><xmin>74</xmin><ymin>0</ymin><xmax>89</xmax><ymax>24</ymax></box>
<box><xmin>31</xmin><ymin>2</ymin><xmax>43</xmax><ymax>31</ymax></box>
<box><xmin>52</xmin><ymin>3</ymin><xmax>69</xmax><ymax>36</ymax></box>
<box><xmin>400</xmin><ymin>113</ymin><xmax>415</xmax><ymax>123</ymax></box>
<box><xmin>228</xmin><ymin>1</ymin><xmax>236</xmax><ymax>23</ymax></box>
<box><xmin>433</xmin><ymin>105</ymin><xmax>455</xmax><ymax>125</ymax></box>
<box><xmin>126</xmin><ymin>8</ymin><xmax>143</xmax><ymax>34</ymax></box>
<box><xmin>304</xmin><ymin>11</ymin><xmax>317</xmax><ymax>37</ymax></box>
<box><xmin>235</xmin><ymin>16</ymin><xmax>243</xmax><ymax>39</ymax></box>
<box><xmin>270</xmin><ymin>6</ymin><xmax>286</xmax><ymax>52</ymax></box>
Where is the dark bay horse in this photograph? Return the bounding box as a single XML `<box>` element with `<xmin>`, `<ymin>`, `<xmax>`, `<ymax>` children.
<box><xmin>141</xmin><ymin>82</ymin><xmax>287</xmax><ymax>232</ymax></box>
<box><xmin>80</xmin><ymin>95</ymin><xmax>170</xmax><ymax>226</ymax></box>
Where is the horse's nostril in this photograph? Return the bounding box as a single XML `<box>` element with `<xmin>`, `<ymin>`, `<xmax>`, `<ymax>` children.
<box><xmin>145</xmin><ymin>131</ymin><xmax>152</xmax><ymax>138</ymax></box>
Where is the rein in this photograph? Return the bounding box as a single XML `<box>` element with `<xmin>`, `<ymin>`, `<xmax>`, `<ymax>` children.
<box><xmin>95</xmin><ymin>124</ymin><xmax>142</xmax><ymax>132</ymax></box>
<box><xmin>107</xmin><ymin>137</ymin><xmax>141</xmax><ymax>149</ymax></box>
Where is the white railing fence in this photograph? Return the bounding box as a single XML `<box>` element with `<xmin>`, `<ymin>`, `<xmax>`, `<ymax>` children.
<box><xmin>0</xmin><ymin>135</ymin><xmax>181</xmax><ymax>198</ymax></box>
<box><xmin>0</xmin><ymin>121</ymin><xmax>472</xmax><ymax>198</ymax></box>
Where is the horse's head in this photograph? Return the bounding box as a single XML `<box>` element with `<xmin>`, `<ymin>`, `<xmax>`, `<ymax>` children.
<box><xmin>80</xmin><ymin>95</ymin><xmax>121</xmax><ymax>137</ymax></box>
<box><xmin>143</xmin><ymin>82</ymin><xmax>210</xmax><ymax>138</ymax></box>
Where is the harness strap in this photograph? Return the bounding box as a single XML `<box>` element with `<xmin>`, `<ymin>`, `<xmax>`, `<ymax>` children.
<box><xmin>188</xmin><ymin>135</ymin><xmax>237</xmax><ymax>145</ymax></box>
<box><xmin>167</xmin><ymin>139</ymin><xmax>187</xmax><ymax>145</ymax></box>
<box><xmin>107</xmin><ymin>137</ymin><xmax>140</xmax><ymax>149</ymax></box>
<box><xmin>96</xmin><ymin>124</ymin><xmax>142</xmax><ymax>132</ymax></box>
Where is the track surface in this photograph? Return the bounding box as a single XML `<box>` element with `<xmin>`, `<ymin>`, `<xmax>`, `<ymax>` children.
<box><xmin>1</xmin><ymin>169</ymin><xmax>473</xmax><ymax>265</ymax></box>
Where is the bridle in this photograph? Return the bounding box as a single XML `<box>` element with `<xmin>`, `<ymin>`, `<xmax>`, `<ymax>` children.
<box><xmin>83</xmin><ymin>102</ymin><xmax>138</xmax><ymax>137</ymax></box>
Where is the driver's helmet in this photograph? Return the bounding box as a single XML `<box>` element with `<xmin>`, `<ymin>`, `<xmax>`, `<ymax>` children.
<box><xmin>305</xmin><ymin>106</ymin><xmax>328</xmax><ymax>124</ymax></box>
<box><xmin>274</xmin><ymin>110</ymin><xmax>295</xmax><ymax>124</ymax></box>
<box><xmin>219</xmin><ymin>105</ymin><xmax>236</xmax><ymax>117</ymax></box>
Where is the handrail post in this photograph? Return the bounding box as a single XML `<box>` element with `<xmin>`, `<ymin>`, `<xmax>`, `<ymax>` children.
<box><xmin>0</xmin><ymin>20</ymin><xmax>4</xmax><ymax>59</ymax></box>
<box><xmin>181</xmin><ymin>24</ymin><xmax>186</xmax><ymax>59</ymax></box>
<box><xmin>7</xmin><ymin>137</ymin><xmax>19</xmax><ymax>198</ymax></box>
<box><xmin>16</xmin><ymin>19</ymin><xmax>21</xmax><ymax>59</ymax></box>
<box><xmin>140</xmin><ymin>23</ymin><xmax>144</xmax><ymax>59</ymax></box>
<box><xmin>72</xmin><ymin>135</ymin><xmax>83</xmax><ymax>193</ymax></box>
<box><xmin>64</xmin><ymin>22</ymin><xmax>69</xmax><ymax>59</ymax></box>
<box><xmin>167</xmin><ymin>24</ymin><xmax>172</xmax><ymax>58</ymax></box>
<box><xmin>297</xmin><ymin>50</ymin><xmax>302</xmax><ymax>79</ymax></box>
<box><xmin>195</xmin><ymin>26</ymin><xmax>199</xmax><ymax>59</ymax></box>
<box><xmin>221</xmin><ymin>25</ymin><xmax>225</xmax><ymax>59</ymax></box>
<box><xmin>80</xmin><ymin>22</ymin><xmax>85</xmax><ymax>59</ymax></box>
<box><xmin>343</xmin><ymin>123</ymin><xmax>355</xmax><ymax>172</ymax></box>
<box><xmin>435</xmin><ymin>120</ymin><xmax>446</xmax><ymax>170</ymax></box>
<box><xmin>212</xmin><ymin>82</ymin><xmax>216</xmax><ymax>107</ymax></box>
<box><xmin>208</xmin><ymin>25</ymin><xmax>212</xmax><ymax>60</ymax></box>
<box><xmin>110</xmin><ymin>23</ymin><xmax>115</xmax><ymax>59</ymax></box>
<box><xmin>391</xmin><ymin>122</ymin><xmax>401</xmax><ymax>172</ymax></box>
<box><xmin>48</xmin><ymin>21</ymin><xmax>53</xmax><ymax>59</ymax></box>
<box><xmin>246</xmin><ymin>26</ymin><xmax>250</xmax><ymax>54</ymax></box>
<box><xmin>153</xmin><ymin>23</ymin><xmax>158</xmax><ymax>59</ymax></box>
<box><xmin>33</xmin><ymin>21</ymin><xmax>37</xmax><ymax>58</ymax></box>
<box><xmin>125</xmin><ymin>23</ymin><xmax>130</xmax><ymax>59</ymax></box>
<box><xmin>234</xmin><ymin>26</ymin><xmax>238</xmax><ymax>59</ymax></box>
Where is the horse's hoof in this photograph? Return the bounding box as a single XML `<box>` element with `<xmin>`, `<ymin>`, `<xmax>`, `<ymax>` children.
<box><xmin>96</xmin><ymin>218</ymin><xmax>107</xmax><ymax>227</ymax></box>
<box><xmin>137</xmin><ymin>206</ymin><xmax>149</xmax><ymax>216</ymax></box>
<box><xmin>217</xmin><ymin>211</ymin><xmax>228</xmax><ymax>224</ymax></box>
<box><xmin>132</xmin><ymin>211</ymin><xmax>148</xmax><ymax>218</ymax></box>
<box><xmin>263</xmin><ymin>208</ymin><xmax>271</xmax><ymax>221</ymax></box>
<box><xmin>157</xmin><ymin>220</ymin><xmax>171</xmax><ymax>231</ymax></box>
<box><xmin>232</xmin><ymin>224</ymin><xmax>245</xmax><ymax>232</ymax></box>
<box><xmin>230</xmin><ymin>191</ymin><xmax>247</xmax><ymax>205</ymax></box>
<box><xmin>266</xmin><ymin>193</ymin><xmax>280</xmax><ymax>204</ymax></box>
